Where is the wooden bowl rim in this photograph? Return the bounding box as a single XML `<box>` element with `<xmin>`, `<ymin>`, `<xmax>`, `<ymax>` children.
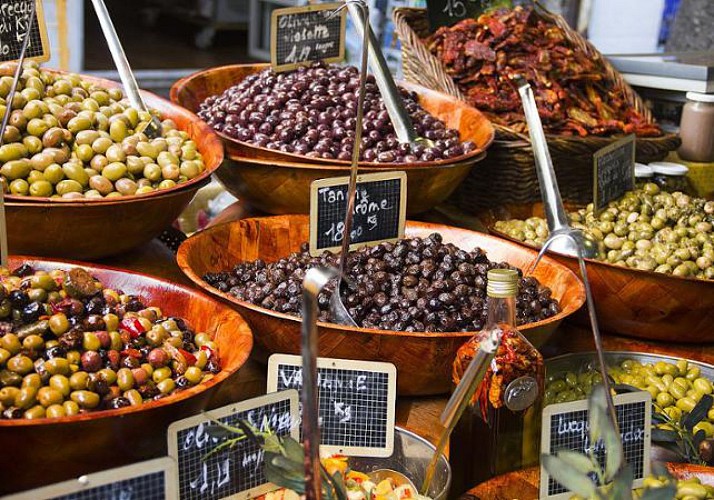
<box><xmin>0</xmin><ymin>255</ymin><xmax>253</xmax><ymax>427</ymax></box>
<box><xmin>4</xmin><ymin>69</ymin><xmax>223</xmax><ymax>205</ymax></box>
<box><xmin>170</xmin><ymin>63</ymin><xmax>496</xmax><ymax>169</ymax></box>
<box><xmin>176</xmin><ymin>216</ymin><xmax>586</xmax><ymax>339</ymax></box>
<box><xmin>489</xmin><ymin>225</ymin><xmax>714</xmax><ymax>288</ymax></box>
<box><xmin>222</xmin><ymin>150</ymin><xmax>486</xmax><ymax>172</ymax></box>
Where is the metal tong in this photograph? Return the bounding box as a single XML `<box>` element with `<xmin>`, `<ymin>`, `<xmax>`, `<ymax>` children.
<box><xmin>90</xmin><ymin>0</ymin><xmax>162</xmax><ymax>138</ymax></box>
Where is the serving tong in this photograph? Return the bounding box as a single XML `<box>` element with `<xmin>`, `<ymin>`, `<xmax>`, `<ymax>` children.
<box><xmin>90</xmin><ymin>0</ymin><xmax>163</xmax><ymax>139</ymax></box>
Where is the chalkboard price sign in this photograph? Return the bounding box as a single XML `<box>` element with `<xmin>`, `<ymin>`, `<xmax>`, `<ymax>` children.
<box><xmin>540</xmin><ymin>391</ymin><xmax>652</xmax><ymax>499</ymax></box>
<box><xmin>309</xmin><ymin>171</ymin><xmax>407</xmax><ymax>256</ymax></box>
<box><xmin>4</xmin><ymin>457</ymin><xmax>176</xmax><ymax>500</ymax></box>
<box><xmin>0</xmin><ymin>0</ymin><xmax>50</xmax><ymax>63</ymax></box>
<box><xmin>426</xmin><ymin>0</ymin><xmax>511</xmax><ymax>31</ymax></box>
<box><xmin>271</xmin><ymin>3</ymin><xmax>346</xmax><ymax>73</ymax></box>
<box><xmin>168</xmin><ymin>391</ymin><xmax>300</xmax><ymax>500</ymax></box>
<box><xmin>267</xmin><ymin>354</ymin><xmax>397</xmax><ymax>457</ymax></box>
<box><xmin>593</xmin><ymin>135</ymin><xmax>636</xmax><ymax>213</ymax></box>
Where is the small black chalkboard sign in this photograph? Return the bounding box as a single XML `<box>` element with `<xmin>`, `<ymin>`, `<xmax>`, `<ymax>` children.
<box><xmin>4</xmin><ymin>457</ymin><xmax>176</xmax><ymax>500</ymax></box>
<box><xmin>267</xmin><ymin>354</ymin><xmax>397</xmax><ymax>457</ymax></box>
<box><xmin>167</xmin><ymin>391</ymin><xmax>300</xmax><ymax>500</ymax></box>
<box><xmin>309</xmin><ymin>171</ymin><xmax>407</xmax><ymax>256</ymax></box>
<box><xmin>0</xmin><ymin>0</ymin><xmax>50</xmax><ymax>63</ymax></box>
<box><xmin>270</xmin><ymin>2</ymin><xmax>346</xmax><ymax>73</ymax></box>
<box><xmin>593</xmin><ymin>135</ymin><xmax>636</xmax><ymax>213</ymax></box>
<box><xmin>425</xmin><ymin>0</ymin><xmax>511</xmax><ymax>30</ymax></box>
<box><xmin>539</xmin><ymin>391</ymin><xmax>652</xmax><ymax>499</ymax></box>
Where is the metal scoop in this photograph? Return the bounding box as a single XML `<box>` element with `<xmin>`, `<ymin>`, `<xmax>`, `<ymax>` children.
<box><xmin>514</xmin><ymin>76</ymin><xmax>598</xmax><ymax>260</ymax></box>
<box><xmin>90</xmin><ymin>0</ymin><xmax>162</xmax><ymax>139</ymax></box>
<box><xmin>345</xmin><ymin>3</ymin><xmax>433</xmax><ymax>148</ymax></box>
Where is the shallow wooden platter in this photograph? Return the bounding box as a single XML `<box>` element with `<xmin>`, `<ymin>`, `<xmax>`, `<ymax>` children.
<box><xmin>0</xmin><ymin>256</ymin><xmax>253</xmax><ymax>495</ymax></box>
<box><xmin>176</xmin><ymin>214</ymin><xmax>585</xmax><ymax>395</ymax></box>
<box><xmin>3</xmin><ymin>70</ymin><xmax>224</xmax><ymax>260</ymax></box>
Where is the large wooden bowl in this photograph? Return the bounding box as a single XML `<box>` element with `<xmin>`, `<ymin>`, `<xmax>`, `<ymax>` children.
<box><xmin>212</xmin><ymin>152</ymin><xmax>484</xmax><ymax>215</ymax></box>
<box><xmin>170</xmin><ymin>63</ymin><xmax>495</xmax><ymax>168</ymax></box>
<box><xmin>3</xmin><ymin>71</ymin><xmax>223</xmax><ymax>260</ymax></box>
<box><xmin>484</xmin><ymin>204</ymin><xmax>714</xmax><ymax>343</ymax></box>
<box><xmin>176</xmin><ymin>215</ymin><xmax>585</xmax><ymax>395</ymax></box>
<box><xmin>0</xmin><ymin>256</ymin><xmax>253</xmax><ymax>495</ymax></box>
<box><xmin>465</xmin><ymin>464</ymin><xmax>714</xmax><ymax>500</ymax></box>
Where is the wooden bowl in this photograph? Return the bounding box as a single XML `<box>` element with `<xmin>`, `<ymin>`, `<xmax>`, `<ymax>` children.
<box><xmin>176</xmin><ymin>215</ymin><xmax>586</xmax><ymax>395</ymax></box>
<box><xmin>484</xmin><ymin>204</ymin><xmax>714</xmax><ymax>343</ymax></box>
<box><xmin>170</xmin><ymin>63</ymin><xmax>495</xmax><ymax>168</ymax></box>
<box><xmin>0</xmin><ymin>256</ymin><xmax>253</xmax><ymax>495</ymax></box>
<box><xmin>3</xmin><ymin>71</ymin><xmax>224</xmax><ymax>260</ymax></box>
<box><xmin>465</xmin><ymin>464</ymin><xmax>714</xmax><ymax>500</ymax></box>
<box><xmin>212</xmin><ymin>151</ymin><xmax>484</xmax><ymax>215</ymax></box>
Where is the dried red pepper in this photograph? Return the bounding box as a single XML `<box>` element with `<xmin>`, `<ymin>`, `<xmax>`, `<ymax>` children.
<box><xmin>119</xmin><ymin>317</ymin><xmax>145</xmax><ymax>339</ymax></box>
<box><xmin>426</xmin><ymin>6</ymin><xmax>662</xmax><ymax>138</ymax></box>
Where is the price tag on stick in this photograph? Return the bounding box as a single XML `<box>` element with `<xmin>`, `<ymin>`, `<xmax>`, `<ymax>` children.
<box><xmin>271</xmin><ymin>2</ymin><xmax>346</xmax><ymax>72</ymax></box>
<box><xmin>539</xmin><ymin>391</ymin><xmax>652</xmax><ymax>499</ymax></box>
<box><xmin>267</xmin><ymin>354</ymin><xmax>397</xmax><ymax>457</ymax></box>
<box><xmin>167</xmin><ymin>391</ymin><xmax>300</xmax><ymax>500</ymax></box>
<box><xmin>3</xmin><ymin>457</ymin><xmax>177</xmax><ymax>500</ymax></box>
<box><xmin>0</xmin><ymin>0</ymin><xmax>50</xmax><ymax>63</ymax></box>
<box><xmin>309</xmin><ymin>170</ymin><xmax>407</xmax><ymax>255</ymax></box>
<box><xmin>593</xmin><ymin>135</ymin><xmax>636</xmax><ymax>213</ymax></box>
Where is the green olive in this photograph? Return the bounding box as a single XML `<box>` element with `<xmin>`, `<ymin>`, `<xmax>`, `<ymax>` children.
<box><xmin>101</xmin><ymin>162</ymin><xmax>127</xmax><ymax>181</ymax></box>
<box><xmin>70</xmin><ymin>390</ymin><xmax>100</xmax><ymax>409</ymax></box>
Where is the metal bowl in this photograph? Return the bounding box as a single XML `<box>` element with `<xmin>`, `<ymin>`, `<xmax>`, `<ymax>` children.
<box><xmin>351</xmin><ymin>427</ymin><xmax>451</xmax><ymax>500</ymax></box>
<box><xmin>546</xmin><ymin>351</ymin><xmax>714</xmax><ymax>378</ymax></box>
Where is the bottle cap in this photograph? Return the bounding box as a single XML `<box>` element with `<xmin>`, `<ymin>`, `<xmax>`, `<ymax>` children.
<box><xmin>487</xmin><ymin>268</ymin><xmax>519</xmax><ymax>298</ymax></box>
<box><xmin>686</xmin><ymin>92</ymin><xmax>714</xmax><ymax>104</ymax></box>
<box><xmin>634</xmin><ymin>163</ymin><xmax>653</xmax><ymax>178</ymax></box>
<box><xmin>649</xmin><ymin>161</ymin><xmax>689</xmax><ymax>176</ymax></box>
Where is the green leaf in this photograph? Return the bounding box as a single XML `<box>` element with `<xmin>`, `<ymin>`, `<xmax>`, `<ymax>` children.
<box><xmin>609</xmin><ymin>463</ymin><xmax>633</xmax><ymax>500</ymax></box>
<box><xmin>269</xmin><ymin>453</ymin><xmax>303</xmax><ymax>474</ymax></box>
<box><xmin>283</xmin><ymin>436</ymin><xmax>305</xmax><ymax>463</ymax></box>
<box><xmin>556</xmin><ymin>451</ymin><xmax>597</xmax><ymax>475</ymax></box>
<box><xmin>651</xmin><ymin>428</ymin><xmax>679</xmax><ymax>443</ymax></box>
<box><xmin>263</xmin><ymin>433</ymin><xmax>284</xmax><ymax>454</ymax></box>
<box><xmin>265</xmin><ymin>456</ymin><xmax>305</xmax><ymax>493</ymax></box>
<box><xmin>589</xmin><ymin>385</ymin><xmax>608</xmax><ymax>445</ymax></box>
<box><xmin>651</xmin><ymin>412</ymin><xmax>668</xmax><ymax>424</ymax></box>
<box><xmin>331</xmin><ymin>471</ymin><xmax>347</xmax><ymax>500</ymax></box>
<box><xmin>640</xmin><ymin>483</ymin><xmax>677</xmax><ymax>500</ymax></box>
<box><xmin>205</xmin><ymin>424</ymin><xmax>235</xmax><ymax>440</ymax></box>
<box><xmin>693</xmin><ymin>428</ymin><xmax>707</xmax><ymax>448</ymax></box>
<box><xmin>683</xmin><ymin>394</ymin><xmax>713</xmax><ymax>430</ymax></box>
<box><xmin>541</xmin><ymin>454</ymin><xmax>598</xmax><ymax>498</ymax></box>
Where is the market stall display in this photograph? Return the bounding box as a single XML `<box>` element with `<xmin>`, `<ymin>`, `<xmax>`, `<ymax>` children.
<box><xmin>176</xmin><ymin>215</ymin><xmax>585</xmax><ymax>395</ymax></box>
<box><xmin>170</xmin><ymin>63</ymin><xmax>494</xmax><ymax>215</ymax></box>
<box><xmin>0</xmin><ymin>67</ymin><xmax>223</xmax><ymax>260</ymax></box>
<box><xmin>0</xmin><ymin>257</ymin><xmax>252</xmax><ymax>495</ymax></box>
<box><xmin>392</xmin><ymin>5</ymin><xmax>680</xmax><ymax>209</ymax></box>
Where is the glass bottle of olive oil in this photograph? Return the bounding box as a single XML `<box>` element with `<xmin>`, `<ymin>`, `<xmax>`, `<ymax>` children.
<box><xmin>449</xmin><ymin>269</ymin><xmax>544</xmax><ymax>497</ymax></box>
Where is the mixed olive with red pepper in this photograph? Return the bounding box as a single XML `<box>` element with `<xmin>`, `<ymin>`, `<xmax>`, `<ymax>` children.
<box><xmin>0</xmin><ymin>265</ymin><xmax>221</xmax><ymax>420</ymax></box>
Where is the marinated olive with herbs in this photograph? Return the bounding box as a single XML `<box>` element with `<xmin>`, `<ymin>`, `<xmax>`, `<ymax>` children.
<box><xmin>203</xmin><ymin>233</ymin><xmax>560</xmax><ymax>332</ymax></box>
<box><xmin>0</xmin><ymin>265</ymin><xmax>221</xmax><ymax>419</ymax></box>
<box><xmin>0</xmin><ymin>61</ymin><xmax>206</xmax><ymax>199</ymax></box>
<box><xmin>198</xmin><ymin>62</ymin><xmax>477</xmax><ymax>163</ymax></box>
<box><xmin>495</xmin><ymin>183</ymin><xmax>714</xmax><ymax>280</ymax></box>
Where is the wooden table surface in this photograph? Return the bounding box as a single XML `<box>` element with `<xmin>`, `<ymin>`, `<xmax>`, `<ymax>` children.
<box><xmin>97</xmin><ymin>229</ymin><xmax>714</xmax><ymax>450</ymax></box>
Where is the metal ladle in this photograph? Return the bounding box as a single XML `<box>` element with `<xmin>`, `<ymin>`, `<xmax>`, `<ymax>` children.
<box><xmin>90</xmin><ymin>0</ymin><xmax>162</xmax><ymax>139</ymax></box>
<box><xmin>513</xmin><ymin>76</ymin><xmax>598</xmax><ymax>260</ymax></box>
<box><xmin>345</xmin><ymin>2</ymin><xmax>433</xmax><ymax>148</ymax></box>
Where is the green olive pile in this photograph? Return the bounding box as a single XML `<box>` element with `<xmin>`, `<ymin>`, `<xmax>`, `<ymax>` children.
<box><xmin>0</xmin><ymin>264</ymin><xmax>221</xmax><ymax>420</ymax></box>
<box><xmin>0</xmin><ymin>61</ymin><xmax>205</xmax><ymax>199</ymax></box>
<box><xmin>495</xmin><ymin>183</ymin><xmax>714</xmax><ymax>280</ymax></box>
<box><xmin>547</xmin><ymin>358</ymin><xmax>714</xmax><ymax>438</ymax></box>
<box><xmin>636</xmin><ymin>476</ymin><xmax>714</xmax><ymax>499</ymax></box>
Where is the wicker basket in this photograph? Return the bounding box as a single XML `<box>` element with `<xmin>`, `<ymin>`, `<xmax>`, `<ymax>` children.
<box><xmin>393</xmin><ymin>6</ymin><xmax>681</xmax><ymax>211</ymax></box>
